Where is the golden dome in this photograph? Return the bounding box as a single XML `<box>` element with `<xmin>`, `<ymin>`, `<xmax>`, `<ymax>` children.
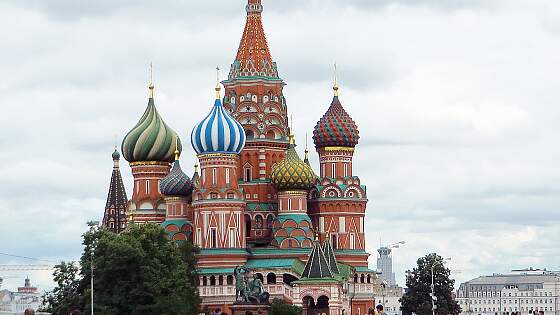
<box><xmin>271</xmin><ymin>134</ymin><xmax>317</xmax><ymax>191</ymax></box>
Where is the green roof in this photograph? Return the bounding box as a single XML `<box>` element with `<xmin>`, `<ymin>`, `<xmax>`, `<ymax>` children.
<box><xmin>198</xmin><ymin>267</ymin><xmax>235</xmax><ymax>275</ymax></box>
<box><xmin>244</xmin><ymin>258</ymin><xmax>306</xmax><ymax>275</ymax></box>
<box><xmin>161</xmin><ymin>219</ymin><xmax>191</xmax><ymax>227</ymax></box>
<box><xmin>199</xmin><ymin>248</ymin><xmax>249</xmax><ymax>255</ymax></box>
<box><xmin>249</xmin><ymin>247</ymin><xmax>312</xmax><ymax>256</ymax></box>
<box><xmin>355</xmin><ymin>266</ymin><xmax>377</xmax><ymax>273</ymax></box>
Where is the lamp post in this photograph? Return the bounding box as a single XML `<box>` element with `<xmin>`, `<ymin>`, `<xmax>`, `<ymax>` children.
<box><xmin>431</xmin><ymin>256</ymin><xmax>451</xmax><ymax>315</ymax></box>
<box><xmin>87</xmin><ymin>221</ymin><xmax>99</xmax><ymax>315</ymax></box>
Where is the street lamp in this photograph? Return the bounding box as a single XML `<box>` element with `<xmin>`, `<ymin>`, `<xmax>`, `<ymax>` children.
<box><xmin>87</xmin><ymin>221</ymin><xmax>99</xmax><ymax>315</ymax></box>
<box><xmin>431</xmin><ymin>257</ymin><xmax>451</xmax><ymax>315</ymax></box>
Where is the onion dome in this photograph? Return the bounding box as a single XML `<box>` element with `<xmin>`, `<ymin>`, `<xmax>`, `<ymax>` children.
<box><xmin>191</xmin><ymin>86</ymin><xmax>246</xmax><ymax>155</ymax></box>
<box><xmin>112</xmin><ymin>148</ymin><xmax>121</xmax><ymax>160</ymax></box>
<box><xmin>159</xmin><ymin>149</ymin><xmax>193</xmax><ymax>197</ymax></box>
<box><xmin>313</xmin><ymin>85</ymin><xmax>359</xmax><ymax>149</ymax></box>
<box><xmin>121</xmin><ymin>82</ymin><xmax>182</xmax><ymax>163</ymax></box>
<box><xmin>271</xmin><ymin>134</ymin><xmax>317</xmax><ymax>191</ymax></box>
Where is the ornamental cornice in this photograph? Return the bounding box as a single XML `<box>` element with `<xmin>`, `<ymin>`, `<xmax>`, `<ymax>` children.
<box><xmin>129</xmin><ymin>161</ymin><xmax>171</xmax><ymax>167</ymax></box>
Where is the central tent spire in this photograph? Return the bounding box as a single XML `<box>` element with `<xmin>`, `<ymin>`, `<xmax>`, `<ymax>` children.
<box><xmin>229</xmin><ymin>0</ymin><xmax>277</xmax><ymax>80</ymax></box>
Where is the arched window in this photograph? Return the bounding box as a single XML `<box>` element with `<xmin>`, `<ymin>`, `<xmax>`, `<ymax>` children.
<box><xmin>256</xmin><ymin>273</ymin><xmax>264</xmax><ymax>283</ymax></box>
<box><xmin>255</xmin><ymin>215</ymin><xmax>263</xmax><ymax>229</ymax></box>
<box><xmin>203</xmin><ymin>276</ymin><xmax>208</xmax><ymax>286</ymax></box>
<box><xmin>252</xmin><ymin>95</ymin><xmax>258</xmax><ymax>102</ymax></box>
<box><xmin>245</xmin><ymin>214</ymin><xmax>251</xmax><ymax>237</ymax></box>
<box><xmin>354</xmin><ymin>274</ymin><xmax>358</xmax><ymax>283</ymax></box>
<box><xmin>210</xmin><ymin>275</ymin><xmax>216</xmax><ymax>286</ymax></box>
<box><xmin>267</xmin><ymin>273</ymin><xmax>277</xmax><ymax>284</ymax></box>
<box><xmin>218</xmin><ymin>275</ymin><xmax>223</xmax><ymax>285</ymax></box>
<box><xmin>267</xmin><ymin>215</ymin><xmax>274</xmax><ymax>228</ymax></box>
<box><xmin>367</xmin><ymin>274</ymin><xmax>371</xmax><ymax>283</ymax></box>
<box><xmin>360</xmin><ymin>274</ymin><xmax>365</xmax><ymax>283</ymax></box>
<box><xmin>227</xmin><ymin>275</ymin><xmax>234</xmax><ymax>285</ymax></box>
<box><xmin>244</xmin><ymin>164</ymin><xmax>252</xmax><ymax>182</ymax></box>
<box><xmin>331</xmin><ymin>234</ymin><xmax>338</xmax><ymax>249</ymax></box>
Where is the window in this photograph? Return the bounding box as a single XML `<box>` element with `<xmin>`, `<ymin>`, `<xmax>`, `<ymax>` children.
<box><xmin>339</xmin><ymin>217</ymin><xmax>345</xmax><ymax>233</ymax></box>
<box><xmin>202</xmin><ymin>169</ymin><xmax>206</xmax><ymax>184</ymax></box>
<box><xmin>244</xmin><ymin>166</ymin><xmax>252</xmax><ymax>182</ymax></box>
<box><xmin>210</xmin><ymin>229</ymin><xmax>217</xmax><ymax>248</ymax></box>
<box><xmin>145</xmin><ymin>180</ymin><xmax>149</xmax><ymax>194</ymax></box>
<box><xmin>136</xmin><ymin>180</ymin><xmax>139</xmax><ymax>193</ymax></box>
<box><xmin>287</xmin><ymin>198</ymin><xmax>292</xmax><ymax>211</ymax></box>
<box><xmin>331</xmin><ymin>163</ymin><xmax>336</xmax><ymax>177</ymax></box>
<box><xmin>212</xmin><ymin>168</ymin><xmax>217</xmax><ymax>185</ymax></box>
<box><xmin>255</xmin><ymin>215</ymin><xmax>263</xmax><ymax>228</ymax></box>
<box><xmin>227</xmin><ymin>193</ymin><xmax>234</xmax><ymax>199</ymax></box>
<box><xmin>196</xmin><ymin>229</ymin><xmax>202</xmax><ymax>246</ymax></box>
<box><xmin>321</xmin><ymin>164</ymin><xmax>325</xmax><ymax>177</ymax></box>
<box><xmin>267</xmin><ymin>215</ymin><xmax>274</xmax><ymax>228</ymax></box>
<box><xmin>349</xmin><ymin>233</ymin><xmax>356</xmax><ymax>249</ymax></box>
<box><xmin>344</xmin><ymin>163</ymin><xmax>348</xmax><ymax>177</ymax></box>
<box><xmin>228</xmin><ymin>228</ymin><xmax>236</xmax><ymax>248</ymax></box>
<box><xmin>331</xmin><ymin>234</ymin><xmax>338</xmax><ymax>249</ymax></box>
<box><xmin>225</xmin><ymin>168</ymin><xmax>230</xmax><ymax>184</ymax></box>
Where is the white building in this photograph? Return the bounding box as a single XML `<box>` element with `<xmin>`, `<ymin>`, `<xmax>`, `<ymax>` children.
<box><xmin>457</xmin><ymin>268</ymin><xmax>560</xmax><ymax>315</ymax></box>
<box><xmin>0</xmin><ymin>278</ymin><xmax>42</xmax><ymax>315</ymax></box>
<box><xmin>377</xmin><ymin>247</ymin><xmax>396</xmax><ymax>286</ymax></box>
<box><xmin>373</xmin><ymin>285</ymin><xmax>404</xmax><ymax>315</ymax></box>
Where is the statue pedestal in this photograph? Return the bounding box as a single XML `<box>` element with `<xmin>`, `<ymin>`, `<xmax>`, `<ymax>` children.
<box><xmin>230</xmin><ymin>303</ymin><xmax>271</xmax><ymax>315</ymax></box>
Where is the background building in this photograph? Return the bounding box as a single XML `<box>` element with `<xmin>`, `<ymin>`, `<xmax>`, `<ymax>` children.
<box><xmin>0</xmin><ymin>278</ymin><xmax>42</xmax><ymax>315</ymax></box>
<box><xmin>377</xmin><ymin>246</ymin><xmax>396</xmax><ymax>286</ymax></box>
<box><xmin>457</xmin><ymin>268</ymin><xmax>560</xmax><ymax>315</ymax></box>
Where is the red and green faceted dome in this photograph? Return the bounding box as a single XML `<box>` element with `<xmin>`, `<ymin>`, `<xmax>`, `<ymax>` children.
<box><xmin>313</xmin><ymin>95</ymin><xmax>359</xmax><ymax>148</ymax></box>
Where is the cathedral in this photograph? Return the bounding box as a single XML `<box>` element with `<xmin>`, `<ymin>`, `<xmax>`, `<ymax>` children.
<box><xmin>101</xmin><ymin>1</ymin><xmax>380</xmax><ymax>314</ymax></box>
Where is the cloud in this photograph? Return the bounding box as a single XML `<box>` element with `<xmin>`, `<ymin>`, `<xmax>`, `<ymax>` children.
<box><xmin>1</xmin><ymin>0</ymin><xmax>560</xmax><ymax>292</ymax></box>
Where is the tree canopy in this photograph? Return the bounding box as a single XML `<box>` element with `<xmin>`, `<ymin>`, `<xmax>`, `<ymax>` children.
<box><xmin>270</xmin><ymin>298</ymin><xmax>303</xmax><ymax>315</ymax></box>
<box><xmin>400</xmin><ymin>253</ymin><xmax>461</xmax><ymax>315</ymax></box>
<box><xmin>42</xmin><ymin>224</ymin><xmax>200</xmax><ymax>315</ymax></box>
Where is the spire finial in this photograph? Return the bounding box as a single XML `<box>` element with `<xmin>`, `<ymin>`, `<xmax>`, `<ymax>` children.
<box><xmin>333</xmin><ymin>62</ymin><xmax>339</xmax><ymax>97</ymax></box>
<box><xmin>149</xmin><ymin>62</ymin><xmax>155</xmax><ymax>98</ymax></box>
<box><xmin>304</xmin><ymin>132</ymin><xmax>309</xmax><ymax>156</ymax></box>
<box><xmin>289</xmin><ymin>115</ymin><xmax>295</xmax><ymax>145</ymax></box>
<box><xmin>215</xmin><ymin>66</ymin><xmax>221</xmax><ymax>99</ymax></box>
<box><xmin>174</xmin><ymin>137</ymin><xmax>180</xmax><ymax>161</ymax></box>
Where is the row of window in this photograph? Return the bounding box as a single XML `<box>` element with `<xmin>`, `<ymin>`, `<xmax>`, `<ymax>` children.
<box><xmin>229</xmin><ymin>94</ymin><xmax>281</xmax><ymax>105</ymax></box>
<box><xmin>321</xmin><ymin>163</ymin><xmax>350</xmax><ymax>178</ymax></box>
<box><xmin>471</xmin><ymin>306</ymin><xmax>553</xmax><ymax>312</ymax></box>
<box><xmin>469</xmin><ymin>291</ymin><xmax>554</xmax><ymax>298</ymax></box>
<box><xmin>469</xmin><ymin>299</ymin><xmax>555</xmax><ymax>305</ymax></box>
<box><xmin>196</xmin><ymin>227</ymin><xmax>238</xmax><ymax>248</ymax></box>
<box><xmin>199</xmin><ymin>272</ymin><xmax>278</xmax><ymax>286</ymax></box>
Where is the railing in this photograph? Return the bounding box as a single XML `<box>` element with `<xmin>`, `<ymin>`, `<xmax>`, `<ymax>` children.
<box><xmin>198</xmin><ymin>283</ymin><xmax>293</xmax><ymax>298</ymax></box>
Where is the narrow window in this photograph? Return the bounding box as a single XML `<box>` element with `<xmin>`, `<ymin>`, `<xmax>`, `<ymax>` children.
<box><xmin>196</xmin><ymin>228</ymin><xmax>202</xmax><ymax>246</ymax></box>
<box><xmin>145</xmin><ymin>180</ymin><xmax>149</xmax><ymax>194</ymax></box>
<box><xmin>212</xmin><ymin>168</ymin><xmax>217</xmax><ymax>185</ymax></box>
<box><xmin>287</xmin><ymin>198</ymin><xmax>292</xmax><ymax>211</ymax></box>
<box><xmin>331</xmin><ymin>234</ymin><xmax>338</xmax><ymax>249</ymax></box>
<box><xmin>350</xmin><ymin>233</ymin><xmax>356</xmax><ymax>249</ymax></box>
<box><xmin>136</xmin><ymin>180</ymin><xmax>139</xmax><ymax>193</ymax></box>
<box><xmin>210</xmin><ymin>229</ymin><xmax>217</xmax><ymax>248</ymax></box>
<box><xmin>331</xmin><ymin>163</ymin><xmax>336</xmax><ymax>178</ymax></box>
<box><xmin>321</xmin><ymin>164</ymin><xmax>325</xmax><ymax>177</ymax></box>
<box><xmin>344</xmin><ymin>163</ymin><xmax>348</xmax><ymax>177</ymax></box>
<box><xmin>228</xmin><ymin>228</ymin><xmax>236</xmax><ymax>248</ymax></box>
<box><xmin>225</xmin><ymin>168</ymin><xmax>230</xmax><ymax>184</ymax></box>
<box><xmin>244</xmin><ymin>167</ymin><xmax>252</xmax><ymax>182</ymax></box>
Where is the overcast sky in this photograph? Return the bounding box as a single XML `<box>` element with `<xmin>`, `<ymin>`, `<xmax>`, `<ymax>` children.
<box><xmin>1</xmin><ymin>0</ymin><xmax>560</xmax><ymax>292</ymax></box>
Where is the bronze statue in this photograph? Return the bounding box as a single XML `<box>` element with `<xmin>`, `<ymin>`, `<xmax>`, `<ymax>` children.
<box><xmin>233</xmin><ymin>266</ymin><xmax>270</xmax><ymax>304</ymax></box>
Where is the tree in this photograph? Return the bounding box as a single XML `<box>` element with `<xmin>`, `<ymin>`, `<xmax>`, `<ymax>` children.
<box><xmin>270</xmin><ymin>298</ymin><xmax>303</xmax><ymax>315</ymax></box>
<box><xmin>40</xmin><ymin>262</ymin><xmax>83</xmax><ymax>315</ymax></box>
<box><xmin>400</xmin><ymin>253</ymin><xmax>461</xmax><ymax>315</ymax></box>
<box><xmin>44</xmin><ymin>224</ymin><xmax>200</xmax><ymax>315</ymax></box>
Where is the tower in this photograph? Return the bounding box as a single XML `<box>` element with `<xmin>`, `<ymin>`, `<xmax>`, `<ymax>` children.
<box><xmin>121</xmin><ymin>75</ymin><xmax>181</xmax><ymax>224</ymax></box>
<box><xmin>377</xmin><ymin>246</ymin><xmax>396</xmax><ymax>286</ymax></box>
<box><xmin>190</xmin><ymin>84</ymin><xmax>248</xmax><ymax>269</ymax></box>
<box><xmin>221</xmin><ymin>0</ymin><xmax>289</xmax><ymax>245</ymax></box>
<box><xmin>102</xmin><ymin>149</ymin><xmax>128</xmax><ymax>233</ymax></box>
<box><xmin>270</xmin><ymin>133</ymin><xmax>316</xmax><ymax>249</ymax></box>
<box><xmin>160</xmin><ymin>146</ymin><xmax>194</xmax><ymax>241</ymax></box>
<box><xmin>309</xmin><ymin>82</ymin><xmax>368</xmax><ymax>267</ymax></box>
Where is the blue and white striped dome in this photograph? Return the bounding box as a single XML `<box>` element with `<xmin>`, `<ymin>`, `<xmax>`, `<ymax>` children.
<box><xmin>191</xmin><ymin>96</ymin><xmax>246</xmax><ymax>155</ymax></box>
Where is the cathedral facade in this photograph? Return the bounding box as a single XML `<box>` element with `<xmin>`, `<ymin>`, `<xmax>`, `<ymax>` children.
<box><xmin>102</xmin><ymin>1</ymin><xmax>380</xmax><ymax>314</ymax></box>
